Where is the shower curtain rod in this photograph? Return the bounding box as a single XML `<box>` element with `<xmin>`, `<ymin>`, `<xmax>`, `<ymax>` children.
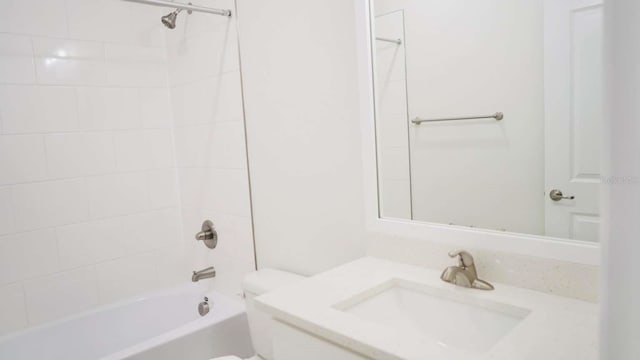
<box><xmin>123</xmin><ymin>0</ymin><xmax>231</xmax><ymax>17</ymax></box>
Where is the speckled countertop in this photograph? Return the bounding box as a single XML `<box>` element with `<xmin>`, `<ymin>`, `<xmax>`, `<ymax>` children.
<box><xmin>256</xmin><ymin>257</ymin><xmax>598</xmax><ymax>360</ymax></box>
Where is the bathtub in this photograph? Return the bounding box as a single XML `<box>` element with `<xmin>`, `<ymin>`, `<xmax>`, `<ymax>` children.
<box><xmin>0</xmin><ymin>284</ymin><xmax>254</xmax><ymax>360</ymax></box>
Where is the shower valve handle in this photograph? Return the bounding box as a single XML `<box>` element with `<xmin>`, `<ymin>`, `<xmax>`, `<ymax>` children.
<box><xmin>195</xmin><ymin>220</ymin><xmax>217</xmax><ymax>249</ymax></box>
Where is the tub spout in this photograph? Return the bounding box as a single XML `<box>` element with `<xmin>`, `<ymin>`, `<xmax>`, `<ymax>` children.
<box><xmin>192</xmin><ymin>266</ymin><xmax>216</xmax><ymax>282</ymax></box>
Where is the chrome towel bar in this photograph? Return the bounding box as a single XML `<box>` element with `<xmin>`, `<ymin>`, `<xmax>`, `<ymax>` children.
<box><xmin>376</xmin><ymin>37</ymin><xmax>402</xmax><ymax>45</ymax></box>
<box><xmin>412</xmin><ymin>112</ymin><xmax>504</xmax><ymax>125</ymax></box>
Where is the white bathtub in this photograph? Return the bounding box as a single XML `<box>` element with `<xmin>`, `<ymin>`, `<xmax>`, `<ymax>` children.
<box><xmin>0</xmin><ymin>284</ymin><xmax>254</xmax><ymax>360</ymax></box>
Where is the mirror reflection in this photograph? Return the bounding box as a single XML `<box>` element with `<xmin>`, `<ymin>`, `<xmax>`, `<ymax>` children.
<box><xmin>372</xmin><ymin>0</ymin><xmax>603</xmax><ymax>242</ymax></box>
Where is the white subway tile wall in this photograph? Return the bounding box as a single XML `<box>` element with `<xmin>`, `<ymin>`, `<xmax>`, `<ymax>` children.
<box><xmin>0</xmin><ymin>0</ymin><xmax>254</xmax><ymax>336</ymax></box>
<box><xmin>0</xmin><ymin>283</ymin><xmax>28</xmax><ymax>333</ymax></box>
<box><xmin>23</xmin><ymin>267</ymin><xmax>100</xmax><ymax>325</ymax></box>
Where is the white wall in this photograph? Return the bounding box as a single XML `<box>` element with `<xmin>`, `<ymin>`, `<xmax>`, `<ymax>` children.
<box><xmin>0</xmin><ymin>0</ymin><xmax>183</xmax><ymax>335</ymax></box>
<box><xmin>373</xmin><ymin>0</ymin><xmax>545</xmax><ymax>235</ymax></box>
<box><xmin>601</xmin><ymin>0</ymin><xmax>640</xmax><ymax>358</ymax></box>
<box><xmin>164</xmin><ymin>0</ymin><xmax>255</xmax><ymax>299</ymax></box>
<box><xmin>236</xmin><ymin>0</ymin><xmax>366</xmax><ymax>275</ymax></box>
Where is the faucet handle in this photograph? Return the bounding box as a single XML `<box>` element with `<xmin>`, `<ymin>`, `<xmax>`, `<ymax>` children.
<box><xmin>195</xmin><ymin>220</ymin><xmax>217</xmax><ymax>249</ymax></box>
<box><xmin>448</xmin><ymin>250</ymin><xmax>475</xmax><ymax>268</ymax></box>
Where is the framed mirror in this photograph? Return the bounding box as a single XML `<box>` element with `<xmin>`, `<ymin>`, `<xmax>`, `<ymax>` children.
<box><xmin>370</xmin><ymin>0</ymin><xmax>603</xmax><ymax>244</ymax></box>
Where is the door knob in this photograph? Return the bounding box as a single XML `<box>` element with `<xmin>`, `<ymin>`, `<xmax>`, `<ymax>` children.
<box><xmin>550</xmin><ymin>189</ymin><xmax>575</xmax><ymax>201</ymax></box>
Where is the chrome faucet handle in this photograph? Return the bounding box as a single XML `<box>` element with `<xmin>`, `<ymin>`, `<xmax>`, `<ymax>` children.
<box><xmin>195</xmin><ymin>220</ymin><xmax>217</xmax><ymax>249</ymax></box>
<box><xmin>448</xmin><ymin>250</ymin><xmax>475</xmax><ymax>268</ymax></box>
<box><xmin>443</xmin><ymin>250</ymin><xmax>494</xmax><ymax>290</ymax></box>
<box><xmin>195</xmin><ymin>230</ymin><xmax>213</xmax><ymax>241</ymax></box>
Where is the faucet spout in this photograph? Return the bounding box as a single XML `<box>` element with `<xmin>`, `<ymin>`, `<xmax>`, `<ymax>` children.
<box><xmin>192</xmin><ymin>266</ymin><xmax>216</xmax><ymax>282</ymax></box>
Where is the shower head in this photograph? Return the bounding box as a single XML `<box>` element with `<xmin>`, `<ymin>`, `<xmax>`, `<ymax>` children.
<box><xmin>161</xmin><ymin>9</ymin><xmax>181</xmax><ymax>29</ymax></box>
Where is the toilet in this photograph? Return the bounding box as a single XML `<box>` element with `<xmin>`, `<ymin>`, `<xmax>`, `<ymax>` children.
<box><xmin>211</xmin><ymin>269</ymin><xmax>305</xmax><ymax>360</ymax></box>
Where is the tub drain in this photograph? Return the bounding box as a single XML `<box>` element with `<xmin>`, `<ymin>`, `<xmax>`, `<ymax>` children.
<box><xmin>198</xmin><ymin>297</ymin><xmax>210</xmax><ymax>316</ymax></box>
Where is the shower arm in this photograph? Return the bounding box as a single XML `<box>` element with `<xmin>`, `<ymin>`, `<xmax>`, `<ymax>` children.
<box><xmin>122</xmin><ymin>0</ymin><xmax>231</xmax><ymax>17</ymax></box>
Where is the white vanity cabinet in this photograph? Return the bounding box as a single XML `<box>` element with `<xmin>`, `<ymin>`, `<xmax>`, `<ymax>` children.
<box><xmin>272</xmin><ymin>321</ymin><xmax>371</xmax><ymax>360</ymax></box>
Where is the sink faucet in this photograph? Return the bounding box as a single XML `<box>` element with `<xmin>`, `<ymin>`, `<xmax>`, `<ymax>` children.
<box><xmin>441</xmin><ymin>250</ymin><xmax>494</xmax><ymax>290</ymax></box>
<box><xmin>192</xmin><ymin>266</ymin><xmax>216</xmax><ymax>282</ymax></box>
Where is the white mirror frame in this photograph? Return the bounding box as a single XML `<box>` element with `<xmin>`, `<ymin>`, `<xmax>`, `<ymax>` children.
<box><xmin>354</xmin><ymin>0</ymin><xmax>600</xmax><ymax>266</ymax></box>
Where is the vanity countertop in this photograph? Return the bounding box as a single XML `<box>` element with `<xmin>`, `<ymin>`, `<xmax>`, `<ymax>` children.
<box><xmin>255</xmin><ymin>257</ymin><xmax>598</xmax><ymax>360</ymax></box>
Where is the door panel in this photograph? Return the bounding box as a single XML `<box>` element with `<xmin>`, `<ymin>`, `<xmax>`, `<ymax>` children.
<box><xmin>544</xmin><ymin>0</ymin><xmax>603</xmax><ymax>241</ymax></box>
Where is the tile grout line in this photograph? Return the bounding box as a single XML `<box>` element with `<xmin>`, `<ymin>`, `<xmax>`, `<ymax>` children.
<box><xmin>0</xmin><ymin>205</ymin><xmax>181</xmax><ymax>241</ymax></box>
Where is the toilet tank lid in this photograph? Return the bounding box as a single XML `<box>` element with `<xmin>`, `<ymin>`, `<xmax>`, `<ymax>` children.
<box><xmin>243</xmin><ymin>269</ymin><xmax>305</xmax><ymax>295</ymax></box>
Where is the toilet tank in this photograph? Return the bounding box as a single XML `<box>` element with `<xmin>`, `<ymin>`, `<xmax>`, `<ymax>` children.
<box><xmin>242</xmin><ymin>269</ymin><xmax>305</xmax><ymax>360</ymax></box>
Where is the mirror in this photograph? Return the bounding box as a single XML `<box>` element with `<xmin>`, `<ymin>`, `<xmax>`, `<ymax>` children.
<box><xmin>371</xmin><ymin>0</ymin><xmax>603</xmax><ymax>243</ymax></box>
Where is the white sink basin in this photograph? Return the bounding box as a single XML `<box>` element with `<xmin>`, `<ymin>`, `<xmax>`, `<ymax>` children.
<box><xmin>335</xmin><ymin>279</ymin><xmax>530</xmax><ymax>354</ymax></box>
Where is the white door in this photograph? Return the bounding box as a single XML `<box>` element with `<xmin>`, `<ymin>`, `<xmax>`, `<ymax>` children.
<box><xmin>544</xmin><ymin>0</ymin><xmax>603</xmax><ymax>242</ymax></box>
